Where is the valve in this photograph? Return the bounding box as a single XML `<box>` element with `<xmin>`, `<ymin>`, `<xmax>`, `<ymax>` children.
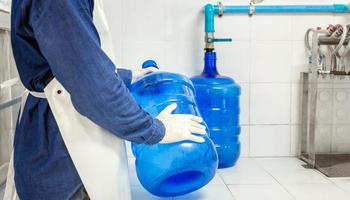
<box><xmin>207</xmin><ymin>38</ymin><xmax>233</xmax><ymax>43</ymax></box>
<box><xmin>205</xmin><ymin>32</ymin><xmax>232</xmax><ymax>50</ymax></box>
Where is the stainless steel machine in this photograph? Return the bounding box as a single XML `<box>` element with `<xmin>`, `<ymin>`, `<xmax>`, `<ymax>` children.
<box><xmin>301</xmin><ymin>24</ymin><xmax>350</xmax><ymax>177</ymax></box>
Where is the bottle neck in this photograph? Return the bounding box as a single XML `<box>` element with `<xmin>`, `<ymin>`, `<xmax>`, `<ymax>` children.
<box><xmin>203</xmin><ymin>51</ymin><xmax>218</xmax><ymax>77</ymax></box>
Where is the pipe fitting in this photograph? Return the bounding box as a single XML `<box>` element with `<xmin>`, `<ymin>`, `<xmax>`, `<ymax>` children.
<box><xmin>327</xmin><ymin>24</ymin><xmax>337</xmax><ymax>36</ymax></box>
<box><xmin>205</xmin><ymin>33</ymin><xmax>215</xmax><ymax>50</ymax></box>
<box><xmin>204</xmin><ymin>4</ymin><xmax>215</xmax><ymax>33</ymax></box>
<box><xmin>249</xmin><ymin>3</ymin><xmax>255</xmax><ymax>16</ymax></box>
<box><xmin>334</xmin><ymin>24</ymin><xmax>344</xmax><ymax>38</ymax></box>
<box><xmin>333</xmin><ymin>3</ymin><xmax>350</xmax><ymax>12</ymax></box>
<box><xmin>218</xmin><ymin>2</ymin><xmax>224</xmax><ymax>17</ymax></box>
<box><xmin>346</xmin><ymin>24</ymin><xmax>350</xmax><ymax>37</ymax></box>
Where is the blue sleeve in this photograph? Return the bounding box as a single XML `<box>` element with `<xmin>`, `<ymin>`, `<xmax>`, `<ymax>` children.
<box><xmin>116</xmin><ymin>68</ymin><xmax>132</xmax><ymax>88</ymax></box>
<box><xmin>29</xmin><ymin>0</ymin><xmax>165</xmax><ymax>145</ymax></box>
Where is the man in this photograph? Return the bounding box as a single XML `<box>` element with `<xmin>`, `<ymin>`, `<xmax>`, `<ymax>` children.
<box><xmin>8</xmin><ymin>0</ymin><xmax>206</xmax><ymax>199</ymax></box>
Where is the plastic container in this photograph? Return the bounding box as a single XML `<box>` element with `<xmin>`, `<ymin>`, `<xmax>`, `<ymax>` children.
<box><xmin>130</xmin><ymin>60</ymin><xmax>218</xmax><ymax>197</ymax></box>
<box><xmin>191</xmin><ymin>51</ymin><xmax>241</xmax><ymax>168</ymax></box>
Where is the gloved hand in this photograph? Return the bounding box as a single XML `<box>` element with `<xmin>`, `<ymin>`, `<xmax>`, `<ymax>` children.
<box><xmin>132</xmin><ymin>67</ymin><xmax>158</xmax><ymax>83</ymax></box>
<box><xmin>156</xmin><ymin>104</ymin><xmax>207</xmax><ymax>144</ymax></box>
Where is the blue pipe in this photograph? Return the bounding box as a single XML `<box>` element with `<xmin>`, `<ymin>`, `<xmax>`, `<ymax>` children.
<box><xmin>205</xmin><ymin>4</ymin><xmax>218</xmax><ymax>34</ymax></box>
<box><xmin>205</xmin><ymin>3</ymin><xmax>350</xmax><ymax>33</ymax></box>
<box><xmin>223</xmin><ymin>4</ymin><xmax>349</xmax><ymax>13</ymax></box>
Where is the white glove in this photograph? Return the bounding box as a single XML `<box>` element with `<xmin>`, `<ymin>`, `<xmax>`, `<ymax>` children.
<box><xmin>156</xmin><ymin>104</ymin><xmax>207</xmax><ymax>144</ymax></box>
<box><xmin>132</xmin><ymin>67</ymin><xmax>159</xmax><ymax>83</ymax></box>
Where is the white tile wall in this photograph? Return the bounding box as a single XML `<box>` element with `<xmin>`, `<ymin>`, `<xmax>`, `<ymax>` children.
<box><xmin>122</xmin><ymin>41</ymin><xmax>166</xmax><ymax>69</ymax></box>
<box><xmin>251</xmin><ymin>41</ymin><xmax>292</xmax><ymax>83</ymax></box>
<box><xmin>250</xmin><ymin>84</ymin><xmax>291</xmax><ymax>124</ymax></box>
<box><xmin>240</xmin><ymin>126</ymin><xmax>250</xmax><ymax>157</ymax></box>
<box><xmin>291</xmin><ymin>84</ymin><xmax>302</xmax><ymax>125</ymax></box>
<box><xmin>216</xmin><ymin>42</ymin><xmax>251</xmax><ymax>84</ymax></box>
<box><xmin>250</xmin><ymin>125</ymin><xmax>291</xmax><ymax>157</ymax></box>
<box><xmin>290</xmin><ymin>125</ymin><xmax>301</xmax><ymax>156</ymax></box>
<box><xmin>0</xmin><ymin>11</ymin><xmax>10</xmax><ymax>29</ymax></box>
<box><xmin>251</xmin><ymin>15</ymin><xmax>292</xmax><ymax>41</ymax></box>
<box><xmin>239</xmin><ymin>84</ymin><xmax>250</xmax><ymax>125</ymax></box>
<box><xmin>104</xmin><ymin>0</ymin><xmax>349</xmax><ymax>157</ymax></box>
<box><xmin>0</xmin><ymin>29</ymin><xmax>19</xmax><ymax>173</ymax></box>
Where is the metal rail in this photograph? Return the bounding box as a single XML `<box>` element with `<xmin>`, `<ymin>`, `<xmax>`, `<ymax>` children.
<box><xmin>318</xmin><ymin>36</ymin><xmax>350</xmax><ymax>45</ymax></box>
<box><xmin>0</xmin><ymin>97</ymin><xmax>21</xmax><ymax>111</ymax></box>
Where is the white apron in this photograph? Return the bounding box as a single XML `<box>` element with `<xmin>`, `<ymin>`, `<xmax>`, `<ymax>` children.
<box><xmin>3</xmin><ymin>0</ymin><xmax>131</xmax><ymax>199</ymax></box>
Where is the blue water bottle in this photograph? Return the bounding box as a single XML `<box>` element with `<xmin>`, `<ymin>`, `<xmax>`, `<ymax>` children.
<box><xmin>130</xmin><ymin>60</ymin><xmax>218</xmax><ymax>197</ymax></box>
<box><xmin>191</xmin><ymin>51</ymin><xmax>241</xmax><ymax>168</ymax></box>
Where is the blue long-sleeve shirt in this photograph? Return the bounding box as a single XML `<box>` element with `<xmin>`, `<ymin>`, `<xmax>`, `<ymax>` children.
<box><xmin>11</xmin><ymin>0</ymin><xmax>165</xmax><ymax>199</ymax></box>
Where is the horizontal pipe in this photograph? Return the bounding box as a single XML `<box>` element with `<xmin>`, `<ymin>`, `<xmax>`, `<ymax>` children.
<box><xmin>222</xmin><ymin>4</ymin><xmax>350</xmax><ymax>14</ymax></box>
<box><xmin>0</xmin><ymin>97</ymin><xmax>21</xmax><ymax>111</ymax></box>
<box><xmin>318</xmin><ymin>36</ymin><xmax>350</xmax><ymax>45</ymax></box>
<box><xmin>205</xmin><ymin>3</ymin><xmax>350</xmax><ymax>33</ymax></box>
<box><xmin>0</xmin><ymin>78</ymin><xmax>21</xmax><ymax>90</ymax></box>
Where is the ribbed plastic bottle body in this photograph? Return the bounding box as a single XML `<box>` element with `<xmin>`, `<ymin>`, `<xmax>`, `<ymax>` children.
<box><xmin>190</xmin><ymin>51</ymin><xmax>241</xmax><ymax>168</ymax></box>
<box><xmin>130</xmin><ymin>72</ymin><xmax>218</xmax><ymax>197</ymax></box>
<box><xmin>191</xmin><ymin>76</ymin><xmax>241</xmax><ymax>168</ymax></box>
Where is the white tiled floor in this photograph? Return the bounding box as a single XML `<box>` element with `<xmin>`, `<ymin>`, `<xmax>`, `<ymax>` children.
<box><xmin>129</xmin><ymin>157</ymin><xmax>350</xmax><ymax>200</ymax></box>
<box><xmin>1</xmin><ymin>158</ymin><xmax>350</xmax><ymax>200</ymax></box>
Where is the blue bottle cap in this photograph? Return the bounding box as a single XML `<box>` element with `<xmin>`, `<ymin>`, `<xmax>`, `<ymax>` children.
<box><xmin>142</xmin><ymin>60</ymin><xmax>159</xmax><ymax>69</ymax></box>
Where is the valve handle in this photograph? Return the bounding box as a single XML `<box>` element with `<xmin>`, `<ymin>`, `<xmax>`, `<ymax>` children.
<box><xmin>207</xmin><ymin>38</ymin><xmax>233</xmax><ymax>43</ymax></box>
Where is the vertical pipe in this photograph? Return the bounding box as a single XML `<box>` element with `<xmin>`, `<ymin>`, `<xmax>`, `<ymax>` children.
<box><xmin>204</xmin><ymin>4</ymin><xmax>219</xmax><ymax>33</ymax></box>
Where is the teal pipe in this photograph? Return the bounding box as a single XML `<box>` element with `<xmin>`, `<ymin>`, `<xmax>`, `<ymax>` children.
<box><xmin>224</xmin><ymin>4</ymin><xmax>349</xmax><ymax>13</ymax></box>
<box><xmin>204</xmin><ymin>4</ymin><xmax>219</xmax><ymax>33</ymax></box>
<box><xmin>204</xmin><ymin>3</ymin><xmax>350</xmax><ymax>33</ymax></box>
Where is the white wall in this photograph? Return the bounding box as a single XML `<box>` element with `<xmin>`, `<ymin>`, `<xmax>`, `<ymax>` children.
<box><xmin>0</xmin><ymin>26</ymin><xmax>21</xmax><ymax>185</ymax></box>
<box><xmin>103</xmin><ymin>0</ymin><xmax>350</xmax><ymax>157</ymax></box>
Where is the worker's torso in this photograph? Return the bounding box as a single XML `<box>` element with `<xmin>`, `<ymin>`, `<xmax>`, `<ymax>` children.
<box><xmin>10</xmin><ymin>0</ymin><xmax>96</xmax><ymax>199</ymax></box>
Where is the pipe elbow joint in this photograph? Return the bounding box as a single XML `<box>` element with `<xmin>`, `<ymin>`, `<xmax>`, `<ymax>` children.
<box><xmin>204</xmin><ymin>4</ymin><xmax>216</xmax><ymax>33</ymax></box>
<box><xmin>204</xmin><ymin>4</ymin><xmax>215</xmax><ymax>15</ymax></box>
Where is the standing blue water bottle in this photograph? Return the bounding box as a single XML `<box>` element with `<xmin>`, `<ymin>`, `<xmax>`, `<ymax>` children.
<box><xmin>191</xmin><ymin>51</ymin><xmax>241</xmax><ymax>168</ymax></box>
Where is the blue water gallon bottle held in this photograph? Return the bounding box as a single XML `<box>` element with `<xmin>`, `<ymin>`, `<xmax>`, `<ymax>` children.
<box><xmin>130</xmin><ymin>60</ymin><xmax>218</xmax><ymax>197</ymax></box>
<box><xmin>191</xmin><ymin>51</ymin><xmax>241</xmax><ymax>169</ymax></box>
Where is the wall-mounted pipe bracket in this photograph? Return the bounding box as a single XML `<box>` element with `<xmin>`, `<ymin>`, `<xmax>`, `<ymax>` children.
<box><xmin>249</xmin><ymin>3</ymin><xmax>255</xmax><ymax>16</ymax></box>
<box><xmin>218</xmin><ymin>2</ymin><xmax>224</xmax><ymax>17</ymax></box>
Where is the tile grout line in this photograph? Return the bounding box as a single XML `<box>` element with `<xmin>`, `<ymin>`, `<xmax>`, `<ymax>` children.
<box><xmin>288</xmin><ymin>14</ymin><xmax>294</xmax><ymax>157</ymax></box>
<box><xmin>216</xmin><ymin>172</ymin><xmax>236</xmax><ymax>200</ymax></box>
<box><xmin>248</xmin><ymin>15</ymin><xmax>252</xmax><ymax>157</ymax></box>
<box><xmin>289</xmin><ymin>67</ymin><xmax>293</xmax><ymax>156</ymax></box>
<box><xmin>328</xmin><ymin>178</ymin><xmax>350</xmax><ymax>196</ymax></box>
<box><xmin>223</xmin><ymin>182</ymin><xmax>237</xmax><ymax>200</ymax></box>
<box><xmin>289</xmin><ymin>37</ymin><xmax>296</xmax><ymax>157</ymax></box>
<box><xmin>251</xmin><ymin>158</ymin><xmax>298</xmax><ymax>200</ymax></box>
<box><xmin>253</xmin><ymin>157</ymin><xmax>350</xmax><ymax>198</ymax></box>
